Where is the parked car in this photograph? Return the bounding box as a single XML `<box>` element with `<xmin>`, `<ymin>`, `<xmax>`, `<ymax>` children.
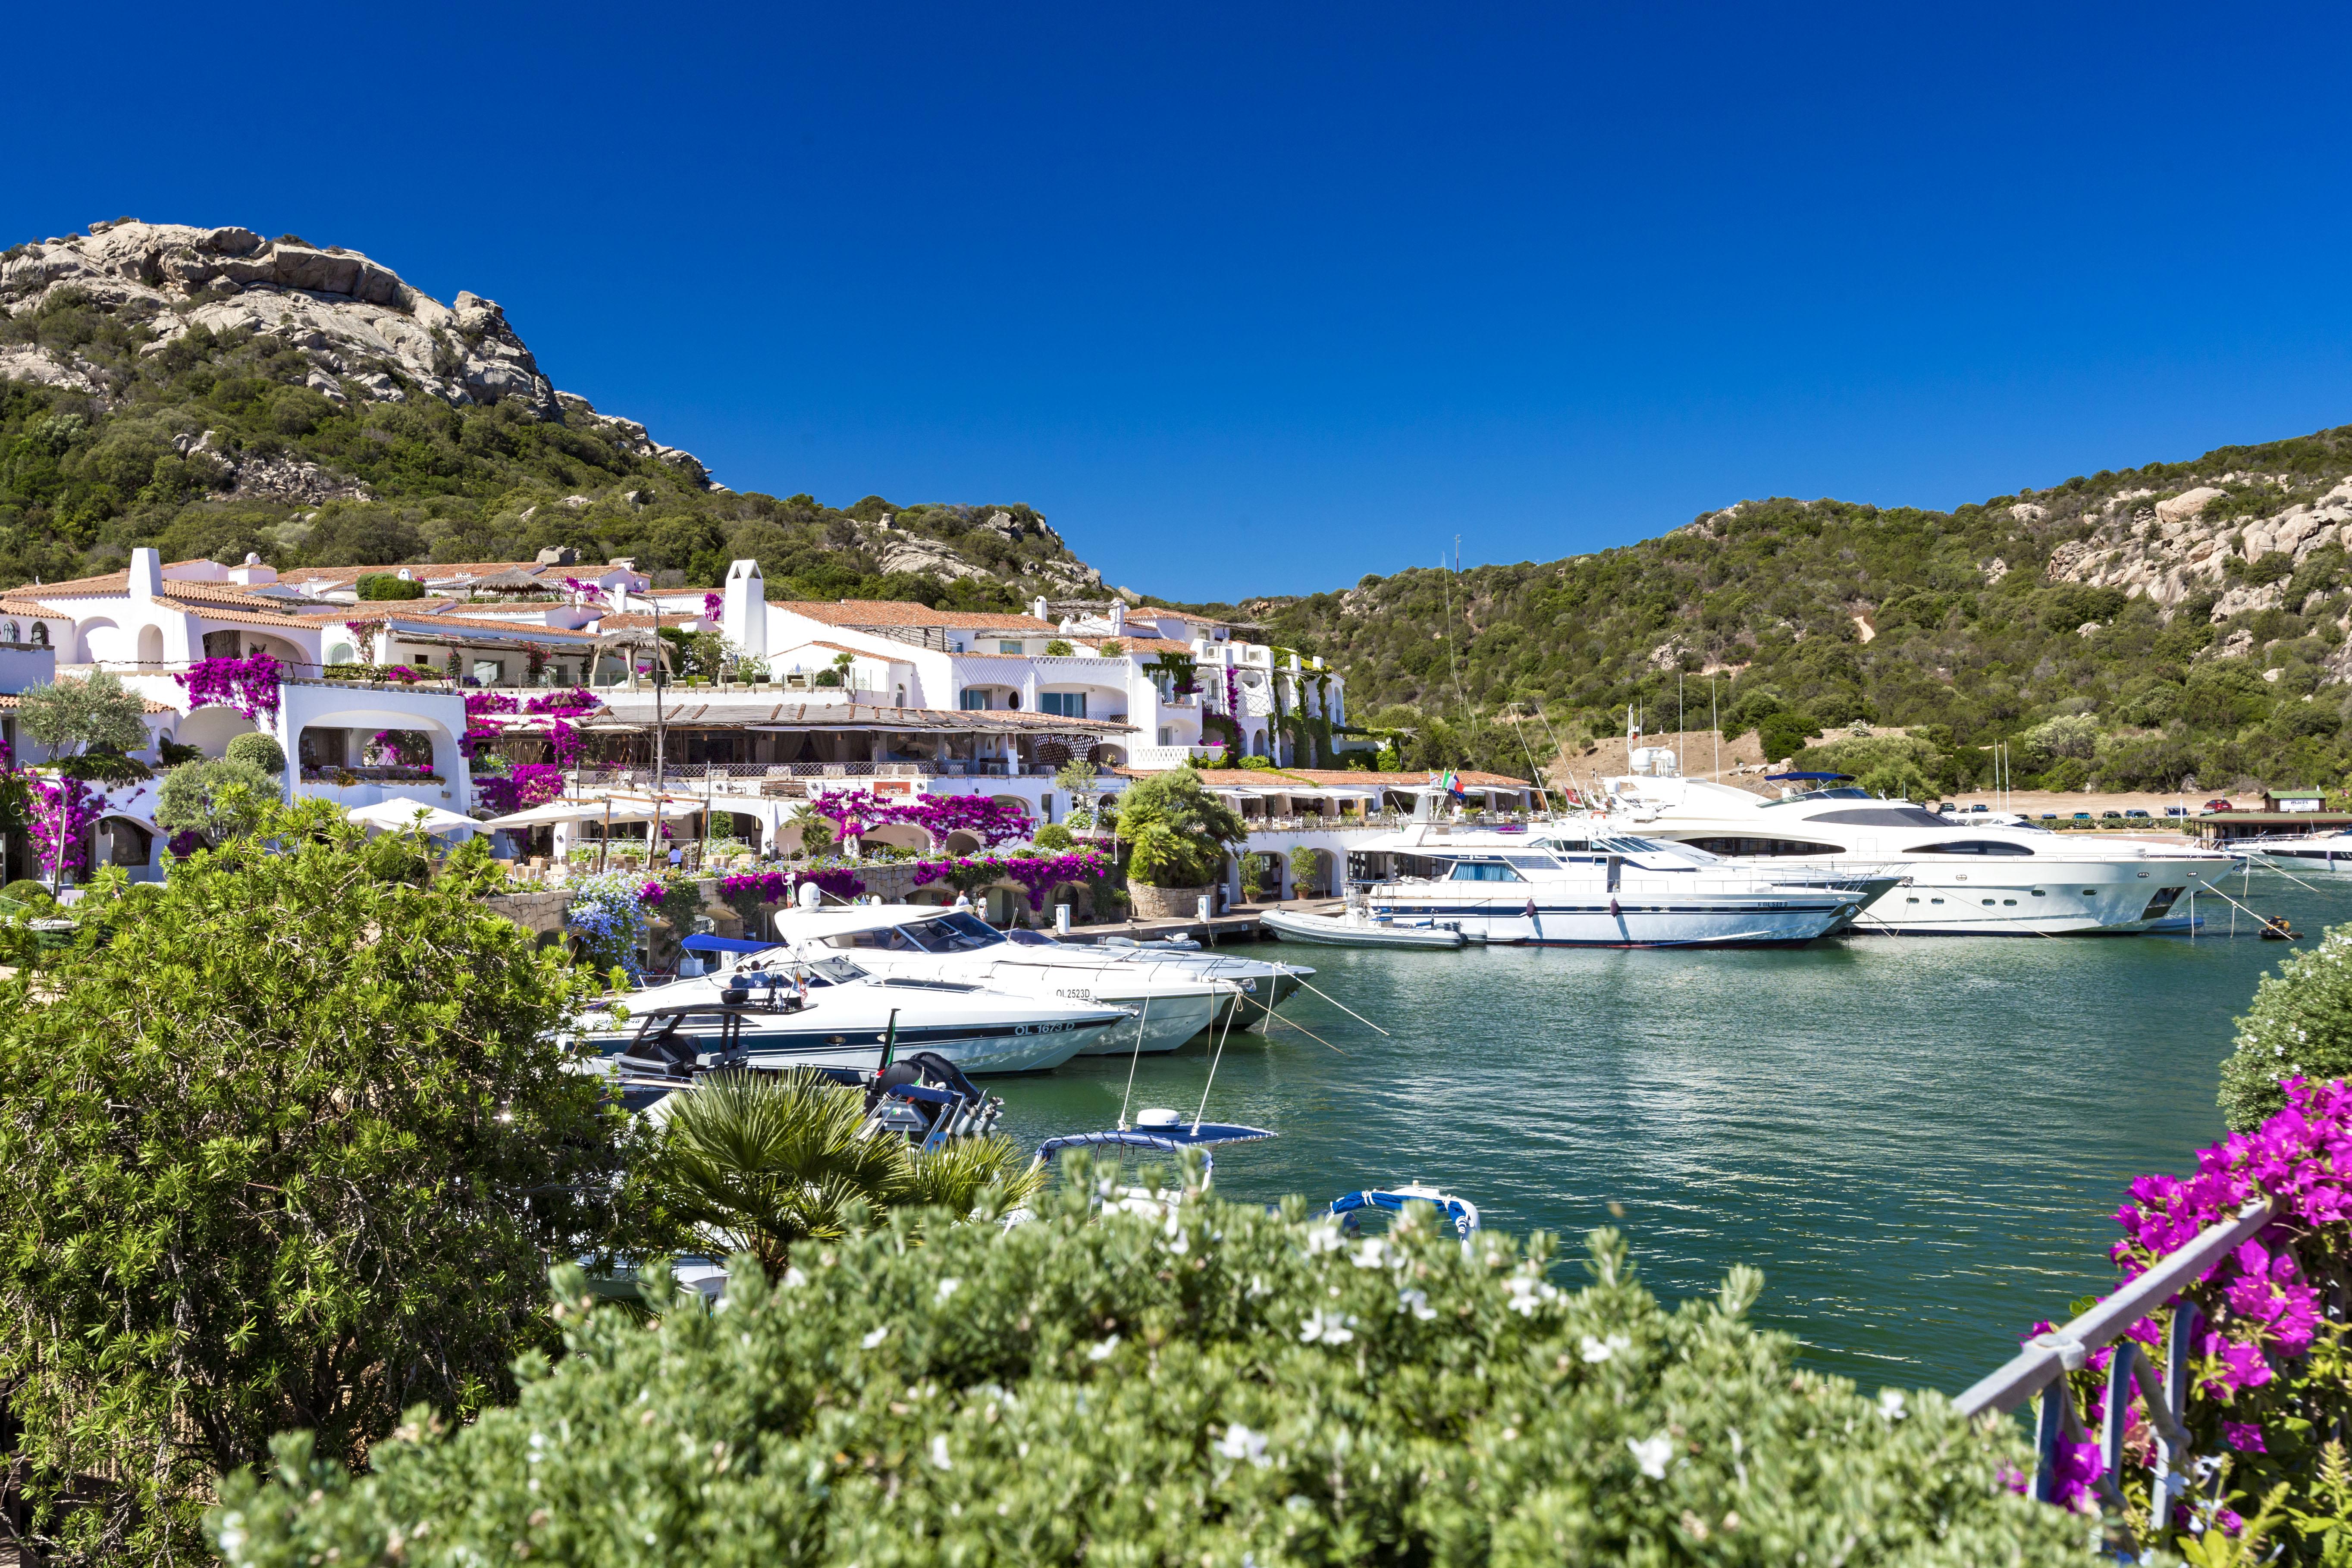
<box><xmin>1937</xmin><ymin>802</ymin><xmax>1956</xmax><ymax>814</ymax></box>
<box><xmin>2100</xmin><ymin>810</ymin><xmax>2123</xmax><ymax>820</ymax></box>
<box><xmin>1969</xmin><ymin>803</ymin><xmax>1988</xmax><ymax>813</ymax></box>
<box><xmin>2072</xmin><ymin>812</ymin><xmax>2093</xmax><ymax>822</ymax></box>
<box><xmin>2040</xmin><ymin>812</ymin><xmax>2059</xmax><ymax>821</ymax></box>
<box><xmin>2205</xmin><ymin>800</ymin><xmax>2233</xmax><ymax>812</ymax></box>
<box><xmin>2125</xmin><ymin>809</ymin><xmax>2151</xmax><ymax>818</ymax></box>
<box><xmin>2163</xmin><ymin>806</ymin><xmax>2187</xmax><ymax>817</ymax></box>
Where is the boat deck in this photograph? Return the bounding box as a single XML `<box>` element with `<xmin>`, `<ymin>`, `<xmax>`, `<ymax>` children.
<box><xmin>1058</xmin><ymin>895</ymin><xmax>1345</xmax><ymax>946</ymax></box>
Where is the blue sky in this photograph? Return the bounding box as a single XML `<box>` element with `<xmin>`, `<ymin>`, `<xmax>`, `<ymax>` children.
<box><xmin>12</xmin><ymin>3</ymin><xmax>2352</xmax><ymax>601</ymax></box>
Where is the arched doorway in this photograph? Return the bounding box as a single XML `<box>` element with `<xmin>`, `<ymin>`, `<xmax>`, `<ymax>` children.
<box><xmin>136</xmin><ymin>624</ymin><xmax>164</xmax><ymax>665</ymax></box>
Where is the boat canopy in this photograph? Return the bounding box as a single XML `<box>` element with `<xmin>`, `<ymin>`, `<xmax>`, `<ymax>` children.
<box><xmin>1035</xmin><ymin>1122</ymin><xmax>1276</xmax><ymax>1161</ymax></box>
<box><xmin>1763</xmin><ymin>771</ymin><xmax>1854</xmax><ymax>782</ymax></box>
<box><xmin>681</xmin><ymin>933</ymin><xmax>775</xmax><ymax>956</ymax></box>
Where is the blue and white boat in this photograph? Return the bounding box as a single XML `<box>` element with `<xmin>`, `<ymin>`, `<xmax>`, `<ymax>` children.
<box><xmin>1345</xmin><ymin>821</ymin><xmax>1895</xmax><ymax>947</ymax></box>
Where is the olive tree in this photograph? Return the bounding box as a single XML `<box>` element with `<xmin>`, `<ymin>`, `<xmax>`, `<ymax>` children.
<box><xmin>15</xmin><ymin>668</ymin><xmax>149</xmax><ymax>769</ymax></box>
<box><xmin>209</xmin><ymin>1170</ymin><xmax>2086</xmax><ymax>1568</ymax></box>
<box><xmin>0</xmin><ymin>800</ymin><xmax>628</xmax><ymax>1564</ymax></box>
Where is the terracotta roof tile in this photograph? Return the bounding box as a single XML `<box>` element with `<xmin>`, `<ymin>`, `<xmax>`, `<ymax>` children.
<box><xmin>778</xmin><ymin>599</ymin><xmax>1055</xmax><ymax>633</ymax></box>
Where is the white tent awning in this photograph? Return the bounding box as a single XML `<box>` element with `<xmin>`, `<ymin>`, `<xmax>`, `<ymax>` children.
<box><xmin>346</xmin><ymin>799</ymin><xmax>480</xmax><ymax>835</ymax></box>
<box><xmin>477</xmin><ymin>795</ymin><xmax>705</xmax><ymax>830</ymax></box>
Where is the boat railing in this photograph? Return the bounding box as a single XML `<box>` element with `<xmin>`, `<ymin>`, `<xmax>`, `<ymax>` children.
<box><xmin>1951</xmin><ymin>1197</ymin><xmax>2273</xmax><ymax>1522</ymax></box>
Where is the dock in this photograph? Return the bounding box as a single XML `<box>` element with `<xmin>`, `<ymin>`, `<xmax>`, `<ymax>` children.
<box><xmin>1059</xmin><ymin>895</ymin><xmax>1345</xmax><ymax>946</ymax></box>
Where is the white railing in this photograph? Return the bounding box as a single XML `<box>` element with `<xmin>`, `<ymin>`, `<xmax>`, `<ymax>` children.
<box><xmin>1953</xmin><ymin>1198</ymin><xmax>2274</xmax><ymax>1531</ymax></box>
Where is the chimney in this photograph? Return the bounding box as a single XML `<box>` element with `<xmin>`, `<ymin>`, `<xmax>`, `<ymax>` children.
<box><xmin>1031</xmin><ymin>596</ymin><xmax>1048</xmax><ymax>622</ymax></box>
<box><xmin>1108</xmin><ymin>599</ymin><xmax>1126</xmax><ymax>635</ymax></box>
<box><xmin>724</xmin><ymin>558</ymin><xmax>768</xmax><ymax>658</ymax></box>
<box><xmin>127</xmin><ymin>547</ymin><xmax>161</xmax><ymax>601</ymax></box>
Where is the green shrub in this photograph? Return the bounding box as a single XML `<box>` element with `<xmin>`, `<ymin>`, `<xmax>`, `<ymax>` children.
<box><xmin>0</xmin><ymin>799</ymin><xmax>624</xmax><ymax>1564</ymax></box>
<box><xmin>2218</xmin><ymin>923</ymin><xmax>2352</xmax><ymax>1130</ymax></box>
<box><xmin>1755</xmin><ymin>709</ymin><xmax>1821</xmax><ymax>763</ymax></box>
<box><xmin>225</xmin><ymin>731</ymin><xmax>288</xmax><ymax>774</ymax></box>
<box><xmin>1</xmin><ymin>878</ymin><xmax>54</xmax><ymax>906</ymax></box>
<box><xmin>156</xmin><ymin>756</ymin><xmax>275</xmax><ymax>844</ymax></box>
<box><xmin>1030</xmin><ymin>821</ymin><xmax>1075</xmax><ymax>851</ymax></box>
<box><xmin>355</xmin><ymin>573</ymin><xmax>425</xmax><ymax>600</ymax></box>
<box><xmin>207</xmin><ymin>1185</ymin><xmax>2082</xmax><ymax>1568</ymax></box>
<box><xmin>1044</xmin><ymin>638</ymin><xmax>1074</xmax><ymax>656</ymax></box>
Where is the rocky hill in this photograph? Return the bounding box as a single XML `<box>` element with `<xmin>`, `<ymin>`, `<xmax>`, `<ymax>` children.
<box><xmin>1239</xmin><ymin>425</ymin><xmax>2352</xmax><ymax>793</ymax></box>
<box><xmin>0</xmin><ymin>218</ymin><xmax>1104</xmax><ymax>603</ymax></box>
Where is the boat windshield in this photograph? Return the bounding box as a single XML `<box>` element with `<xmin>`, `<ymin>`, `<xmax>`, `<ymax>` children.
<box><xmin>1758</xmin><ymin>786</ymin><xmax>1872</xmax><ymax>808</ymax></box>
<box><xmin>827</xmin><ymin>912</ymin><xmax>1007</xmax><ymax>954</ymax></box>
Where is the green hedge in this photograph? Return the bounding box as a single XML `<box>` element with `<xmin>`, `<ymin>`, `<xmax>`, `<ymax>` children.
<box><xmin>211</xmin><ymin>1170</ymin><xmax>2082</xmax><ymax>1567</ymax></box>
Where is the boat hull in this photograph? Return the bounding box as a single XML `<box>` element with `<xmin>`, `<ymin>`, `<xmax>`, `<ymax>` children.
<box><xmin>1261</xmin><ymin>909</ymin><xmax>1466</xmax><ymax>948</ymax></box>
<box><xmin>593</xmin><ymin>1013</ymin><xmax>1111</xmax><ymax>1076</ymax></box>
<box><xmin>1842</xmin><ymin>858</ymin><xmax>2230</xmax><ymax>935</ymax></box>
<box><xmin>1367</xmin><ymin>893</ymin><xmax>1860</xmax><ymax>947</ymax></box>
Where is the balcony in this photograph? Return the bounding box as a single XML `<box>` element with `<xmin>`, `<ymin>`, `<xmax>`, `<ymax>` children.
<box><xmin>1128</xmin><ymin>743</ymin><xmax>1225</xmax><ymax>769</ymax></box>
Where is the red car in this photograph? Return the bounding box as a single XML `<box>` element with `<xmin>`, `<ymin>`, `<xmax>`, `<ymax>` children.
<box><xmin>2204</xmin><ymin>800</ymin><xmax>2233</xmax><ymax>812</ymax></box>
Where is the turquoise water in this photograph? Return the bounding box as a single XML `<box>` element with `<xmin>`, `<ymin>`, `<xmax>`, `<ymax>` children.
<box><xmin>996</xmin><ymin>869</ymin><xmax>2348</xmax><ymax>1397</ymax></box>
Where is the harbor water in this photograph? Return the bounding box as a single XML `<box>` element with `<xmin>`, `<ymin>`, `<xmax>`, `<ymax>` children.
<box><xmin>998</xmin><ymin>869</ymin><xmax>2345</xmax><ymax>1397</ymax></box>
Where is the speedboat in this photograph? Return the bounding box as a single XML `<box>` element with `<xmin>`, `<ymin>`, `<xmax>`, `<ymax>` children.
<box><xmin>583</xmin><ymin>952</ymin><xmax>1123</xmax><ymax>1075</ymax></box>
<box><xmin>1595</xmin><ymin>767</ymin><xmax>2236</xmax><ymax>935</ymax></box>
<box><xmin>1004</xmin><ymin>927</ymin><xmax>1314</xmax><ymax>1030</ymax></box>
<box><xmin>756</xmin><ymin>905</ymin><xmax>1247</xmax><ymax>1056</ymax></box>
<box><xmin>1343</xmin><ymin>820</ymin><xmax>1895</xmax><ymax>947</ymax></box>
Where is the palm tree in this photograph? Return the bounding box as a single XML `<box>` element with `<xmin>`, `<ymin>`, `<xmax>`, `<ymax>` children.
<box><xmin>645</xmin><ymin>1070</ymin><xmax>1044</xmax><ymax>1275</ymax></box>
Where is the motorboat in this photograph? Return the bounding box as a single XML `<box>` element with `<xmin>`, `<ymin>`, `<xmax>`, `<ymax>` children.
<box><xmin>2239</xmin><ymin>828</ymin><xmax>2352</xmax><ymax>867</ymax></box>
<box><xmin>758</xmin><ymin>905</ymin><xmax>1248</xmax><ymax>1056</ymax></box>
<box><xmin>1342</xmin><ymin>820</ymin><xmax>1895</xmax><ymax>947</ymax></box>
<box><xmin>1327</xmin><ymin>1183</ymin><xmax>1482</xmax><ymax>1239</ymax></box>
<box><xmin>1593</xmin><ymin>765</ymin><xmax>2236</xmax><ymax>936</ymax></box>
<box><xmin>1006</xmin><ymin>926</ymin><xmax>1315</xmax><ymax>1029</ymax></box>
<box><xmin>1260</xmin><ymin>905</ymin><xmax>1468</xmax><ymax>948</ymax></box>
<box><xmin>582</xmin><ymin>952</ymin><xmax>1123</xmax><ymax>1075</ymax></box>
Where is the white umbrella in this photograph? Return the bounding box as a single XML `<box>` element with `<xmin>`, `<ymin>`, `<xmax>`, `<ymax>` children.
<box><xmin>346</xmin><ymin>799</ymin><xmax>480</xmax><ymax>836</ymax></box>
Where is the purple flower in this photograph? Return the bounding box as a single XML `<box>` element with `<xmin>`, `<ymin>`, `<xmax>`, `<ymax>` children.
<box><xmin>2222</xmin><ymin>1421</ymin><xmax>2266</xmax><ymax>1453</ymax></box>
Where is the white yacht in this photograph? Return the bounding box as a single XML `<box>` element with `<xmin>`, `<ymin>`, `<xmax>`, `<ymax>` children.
<box><xmin>1000</xmin><ymin>927</ymin><xmax>1313</xmax><ymax>1029</ymax></box>
<box><xmin>1594</xmin><ymin>769</ymin><xmax>2235</xmax><ymax>935</ymax></box>
<box><xmin>758</xmin><ymin>905</ymin><xmax>1246</xmax><ymax>1055</ymax></box>
<box><xmin>582</xmin><ymin>953</ymin><xmax>1124</xmax><ymax>1075</ymax></box>
<box><xmin>1345</xmin><ymin>820</ymin><xmax>1896</xmax><ymax>947</ymax></box>
<box><xmin>2236</xmin><ymin>827</ymin><xmax>2352</xmax><ymax>867</ymax></box>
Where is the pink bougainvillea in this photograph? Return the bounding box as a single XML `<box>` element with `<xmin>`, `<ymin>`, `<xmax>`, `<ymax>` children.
<box><xmin>474</xmin><ymin>763</ymin><xmax>565</xmax><ymax>816</ymax></box>
<box><xmin>23</xmin><ymin>774</ymin><xmax>103</xmax><ymax>878</ymax></box>
<box><xmin>809</xmin><ymin>788</ymin><xmax>1032</xmax><ymax>849</ymax></box>
<box><xmin>702</xmin><ymin>591</ymin><xmax>723</xmax><ymax>624</ymax></box>
<box><xmin>176</xmin><ymin>654</ymin><xmax>282</xmax><ymax>723</ymax></box>
<box><xmin>2019</xmin><ymin>1076</ymin><xmax>2352</xmax><ymax>1518</ymax></box>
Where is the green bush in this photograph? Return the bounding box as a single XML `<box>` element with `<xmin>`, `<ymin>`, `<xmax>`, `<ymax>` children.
<box><xmin>1044</xmin><ymin>638</ymin><xmax>1074</xmax><ymax>656</ymax></box>
<box><xmin>207</xmin><ymin>1183</ymin><xmax>2082</xmax><ymax>1568</ymax></box>
<box><xmin>1030</xmin><ymin>821</ymin><xmax>1075</xmax><ymax>851</ymax></box>
<box><xmin>0</xmin><ymin>799</ymin><xmax>625</xmax><ymax>1564</ymax></box>
<box><xmin>355</xmin><ymin>573</ymin><xmax>426</xmax><ymax>600</ymax></box>
<box><xmin>2218</xmin><ymin>923</ymin><xmax>2352</xmax><ymax>1130</ymax></box>
<box><xmin>1754</xmin><ymin>709</ymin><xmax>1821</xmax><ymax>763</ymax></box>
<box><xmin>225</xmin><ymin>731</ymin><xmax>288</xmax><ymax>774</ymax></box>
<box><xmin>156</xmin><ymin>756</ymin><xmax>275</xmax><ymax>844</ymax></box>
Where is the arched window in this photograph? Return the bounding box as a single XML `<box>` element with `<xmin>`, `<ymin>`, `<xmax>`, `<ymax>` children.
<box><xmin>28</xmin><ymin>622</ymin><xmax>47</xmax><ymax>647</ymax></box>
<box><xmin>0</xmin><ymin>621</ymin><xmax>17</xmax><ymax>645</ymax></box>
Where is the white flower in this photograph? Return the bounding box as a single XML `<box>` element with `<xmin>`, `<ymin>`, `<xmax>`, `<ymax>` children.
<box><xmin>781</xmin><ymin>1267</ymin><xmax>807</xmax><ymax>1289</ymax></box>
<box><xmin>1878</xmin><ymin>1389</ymin><xmax>1907</xmax><ymax>1421</ymax></box>
<box><xmin>1502</xmin><ymin>1275</ymin><xmax>1557</xmax><ymax>1316</ymax></box>
<box><xmin>1352</xmin><ymin>1237</ymin><xmax>1387</xmax><ymax>1269</ymax></box>
<box><xmin>1304</xmin><ymin>1223</ymin><xmax>1345</xmax><ymax>1255</ymax></box>
<box><xmin>930</xmin><ymin>1434</ymin><xmax>953</xmax><ymax>1470</ymax></box>
<box><xmin>861</xmin><ymin>1325</ymin><xmax>890</xmax><ymax>1349</ymax></box>
<box><xmin>1628</xmin><ymin>1433</ymin><xmax>1673</xmax><ymax>1479</ymax></box>
<box><xmin>1300</xmin><ymin>1309</ymin><xmax>1356</xmax><ymax>1345</ymax></box>
<box><xmin>1581</xmin><ymin>1333</ymin><xmax>1630</xmax><ymax>1363</ymax></box>
<box><xmin>1399</xmin><ymin>1288</ymin><xmax>1436</xmax><ymax>1320</ymax></box>
<box><xmin>936</xmin><ymin>1278</ymin><xmax>960</xmax><ymax>1301</ymax></box>
<box><xmin>1217</xmin><ymin>1423</ymin><xmax>1272</xmax><ymax>1467</ymax></box>
<box><xmin>1088</xmin><ymin>1334</ymin><xmax>1120</xmax><ymax>1361</ymax></box>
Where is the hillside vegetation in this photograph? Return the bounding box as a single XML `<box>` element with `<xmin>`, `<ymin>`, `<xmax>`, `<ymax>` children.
<box><xmin>1239</xmin><ymin>427</ymin><xmax>2352</xmax><ymax>793</ymax></box>
<box><xmin>0</xmin><ymin>222</ymin><xmax>1099</xmax><ymax>605</ymax></box>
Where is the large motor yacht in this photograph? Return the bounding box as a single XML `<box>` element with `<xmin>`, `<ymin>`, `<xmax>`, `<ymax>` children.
<box><xmin>1593</xmin><ymin>766</ymin><xmax>2234</xmax><ymax>935</ymax></box>
<box><xmin>756</xmin><ymin>904</ymin><xmax>1248</xmax><ymax>1055</ymax></box>
<box><xmin>1344</xmin><ymin>820</ymin><xmax>1897</xmax><ymax>947</ymax></box>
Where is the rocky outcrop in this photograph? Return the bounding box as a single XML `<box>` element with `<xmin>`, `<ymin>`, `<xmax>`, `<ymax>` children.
<box><xmin>174</xmin><ymin>428</ymin><xmax>375</xmax><ymax>504</ymax></box>
<box><xmin>1</xmin><ymin>220</ymin><xmax>712</xmax><ymax>482</ymax></box>
<box><xmin>2043</xmin><ymin>477</ymin><xmax>2352</xmax><ymax>617</ymax></box>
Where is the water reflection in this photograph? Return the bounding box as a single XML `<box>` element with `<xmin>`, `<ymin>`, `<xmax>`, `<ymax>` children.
<box><xmin>995</xmin><ymin>871</ymin><xmax>2334</xmax><ymax>1391</ymax></box>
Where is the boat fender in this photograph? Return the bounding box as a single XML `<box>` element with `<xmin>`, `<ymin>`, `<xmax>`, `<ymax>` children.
<box><xmin>1608</xmin><ymin>897</ymin><xmax>1620</xmax><ymax>918</ymax></box>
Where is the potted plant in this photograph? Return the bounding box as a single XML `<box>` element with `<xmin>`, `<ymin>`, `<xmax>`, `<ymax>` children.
<box><xmin>1113</xmin><ymin>769</ymin><xmax>1246</xmax><ymax>921</ymax></box>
